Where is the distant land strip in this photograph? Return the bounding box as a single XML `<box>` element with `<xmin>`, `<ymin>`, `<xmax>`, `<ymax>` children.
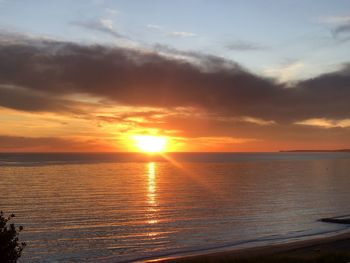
<box><xmin>279</xmin><ymin>149</ymin><xmax>350</xmax><ymax>152</ymax></box>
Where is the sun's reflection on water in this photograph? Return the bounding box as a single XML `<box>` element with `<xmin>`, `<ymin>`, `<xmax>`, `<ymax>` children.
<box><xmin>146</xmin><ymin>162</ymin><xmax>158</xmax><ymax>225</ymax></box>
<box><xmin>147</xmin><ymin>162</ymin><xmax>156</xmax><ymax>204</ymax></box>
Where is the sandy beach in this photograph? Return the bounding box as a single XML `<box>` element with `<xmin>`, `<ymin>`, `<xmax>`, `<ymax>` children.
<box><xmin>147</xmin><ymin>230</ymin><xmax>350</xmax><ymax>262</ymax></box>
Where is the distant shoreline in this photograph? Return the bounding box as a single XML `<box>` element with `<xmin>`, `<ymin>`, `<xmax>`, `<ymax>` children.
<box><xmin>280</xmin><ymin>149</ymin><xmax>350</xmax><ymax>152</ymax></box>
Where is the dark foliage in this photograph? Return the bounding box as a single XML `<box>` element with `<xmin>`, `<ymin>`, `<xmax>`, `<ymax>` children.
<box><xmin>0</xmin><ymin>211</ymin><xmax>26</xmax><ymax>263</ymax></box>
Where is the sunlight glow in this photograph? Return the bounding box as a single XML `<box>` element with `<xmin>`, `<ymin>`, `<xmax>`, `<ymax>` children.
<box><xmin>133</xmin><ymin>135</ymin><xmax>167</xmax><ymax>153</ymax></box>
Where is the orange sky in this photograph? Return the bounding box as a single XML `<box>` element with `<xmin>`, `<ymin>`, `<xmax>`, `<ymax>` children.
<box><xmin>1</xmin><ymin>102</ymin><xmax>349</xmax><ymax>152</ymax></box>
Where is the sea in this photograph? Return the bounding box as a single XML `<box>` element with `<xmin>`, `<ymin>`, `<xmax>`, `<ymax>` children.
<box><xmin>1</xmin><ymin>152</ymin><xmax>350</xmax><ymax>262</ymax></box>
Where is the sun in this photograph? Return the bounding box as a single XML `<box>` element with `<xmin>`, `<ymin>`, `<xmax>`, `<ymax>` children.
<box><xmin>132</xmin><ymin>135</ymin><xmax>167</xmax><ymax>153</ymax></box>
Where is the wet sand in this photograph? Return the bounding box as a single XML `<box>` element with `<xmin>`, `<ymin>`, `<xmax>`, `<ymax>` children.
<box><xmin>145</xmin><ymin>231</ymin><xmax>350</xmax><ymax>262</ymax></box>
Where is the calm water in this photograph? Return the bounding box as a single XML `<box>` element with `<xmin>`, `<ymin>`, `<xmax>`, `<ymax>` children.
<box><xmin>1</xmin><ymin>152</ymin><xmax>350</xmax><ymax>262</ymax></box>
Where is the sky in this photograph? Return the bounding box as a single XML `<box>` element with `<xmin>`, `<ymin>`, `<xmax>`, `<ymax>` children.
<box><xmin>0</xmin><ymin>0</ymin><xmax>350</xmax><ymax>152</ymax></box>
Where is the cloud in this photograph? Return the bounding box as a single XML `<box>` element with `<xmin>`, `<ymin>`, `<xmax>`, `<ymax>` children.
<box><xmin>0</xmin><ymin>85</ymin><xmax>84</xmax><ymax>113</ymax></box>
<box><xmin>0</xmin><ymin>30</ymin><xmax>58</xmax><ymax>45</ymax></box>
<box><xmin>71</xmin><ymin>18</ymin><xmax>124</xmax><ymax>38</ymax></box>
<box><xmin>321</xmin><ymin>15</ymin><xmax>350</xmax><ymax>24</ymax></box>
<box><xmin>264</xmin><ymin>61</ymin><xmax>305</xmax><ymax>82</ymax></box>
<box><xmin>0</xmin><ymin>135</ymin><xmax>117</xmax><ymax>152</ymax></box>
<box><xmin>295</xmin><ymin>118</ymin><xmax>350</xmax><ymax>128</ymax></box>
<box><xmin>316</xmin><ymin>15</ymin><xmax>350</xmax><ymax>41</ymax></box>
<box><xmin>191</xmin><ymin>136</ymin><xmax>257</xmax><ymax>145</ymax></box>
<box><xmin>225</xmin><ymin>40</ymin><xmax>266</xmax><ymax>51</ymax></box>
<box><xmin>146</xmin><ymin>24</ymin><xmax>196</xmax><ymax>38</ymax></box>
<box><xmin>105</xmin><ymin>8</ymin><xmax>119</xmax><ymax>16</ymax></box>
<box><xmin>97</xmin><ymin>110</ymin><xmax>168</xmax><ymax>125</ymax></box>
<box><xmin>100</xmin><ymin>19</ymin><xmax>113</xmax><ymax>30</ymax></box>
<box><xmin>147</xmin><ymin>24</ymin><xmax>163</xmax><ymax>30</ymax></box>
<box><xmin>333</xmin><ymin>22</ymin><xmax>350</xmax><ymax>38</ymax></box>
<box><xmin>167</xmin><ymin>31</ymin><xmax>196</xmax><ymax>38</ymax></box>
<box><xmin>240</xmin><ymin>117</ymin><xmax>276</xmax><ymax>126</ymax></box>
<box><xmin>321</xmin><ymin>15</ymin><xmax>350</xmax><ymax>39</ymax></box>
<box><xmin>0</xmin><ymin>33</ymin><xmax>350</xmax><ymax>125</ymax></box>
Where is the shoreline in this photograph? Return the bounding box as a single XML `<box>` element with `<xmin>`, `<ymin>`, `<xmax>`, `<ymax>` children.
<box><xmin>140</xmin><ymin>229</ymin><xmax>350</xmax><ymax>262</ymax></box>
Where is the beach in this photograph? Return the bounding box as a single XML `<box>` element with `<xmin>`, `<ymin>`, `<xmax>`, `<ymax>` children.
<box><xmin>153</xmin><ymin>231</ymin><xmax>350</xmax><ymax>262</ymax></box>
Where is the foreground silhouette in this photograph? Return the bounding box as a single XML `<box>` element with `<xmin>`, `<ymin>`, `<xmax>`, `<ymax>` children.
<box><xmin>0</xmin><ymin>211</ymin><xmax>26</xmax><ymax>263</ymax></box>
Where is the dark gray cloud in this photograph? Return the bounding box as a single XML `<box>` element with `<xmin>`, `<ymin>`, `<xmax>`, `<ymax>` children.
<box><xmin>331</xmin><ymin>22</ymin><xmax>350</xmax><ymax>42</ymax></box>
<box><xmin>0</xmin><ymin>85</ymin><xmax>83</xmax><ymax>113</ymax></box>
<box><xmin>333</xmin><ymin>22</ymin><xmax>350</xmax><ymax>37</ymax></box>
<box><xmin>0</xmin><ymin>34</ymin><xmax>349</xmax><ymax>123</ymax></box>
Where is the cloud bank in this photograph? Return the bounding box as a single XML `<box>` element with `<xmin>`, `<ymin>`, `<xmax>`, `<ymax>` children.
<box><xmin>0</xmin><ymin>33</ymin><xmax>349</xmax><ymax>126</ymax></box>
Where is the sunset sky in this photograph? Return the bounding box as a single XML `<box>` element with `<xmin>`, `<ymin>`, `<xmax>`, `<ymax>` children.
<box><xmin>1</xmin><ymin>0</ymin><xmax>350</xmax><ymax>152</ymax></box>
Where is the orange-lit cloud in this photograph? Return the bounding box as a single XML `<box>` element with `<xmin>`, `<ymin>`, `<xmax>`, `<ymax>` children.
<box><xmin>295</xmin><ymin>118</ymin><xmax>350</xmax><ymax>128</ymax></box>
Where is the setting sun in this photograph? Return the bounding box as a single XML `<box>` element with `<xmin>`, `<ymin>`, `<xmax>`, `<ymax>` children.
<box><xmin>132</xmin><ymin>135</ymin><xmax>167</xmax><ymax>153</ymax></box>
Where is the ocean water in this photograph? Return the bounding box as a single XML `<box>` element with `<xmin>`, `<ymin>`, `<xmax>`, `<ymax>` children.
<box><xmin>1</xmin><ymin>152</ymin><xmax>350</xmax><ymax>262</ymax></box>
